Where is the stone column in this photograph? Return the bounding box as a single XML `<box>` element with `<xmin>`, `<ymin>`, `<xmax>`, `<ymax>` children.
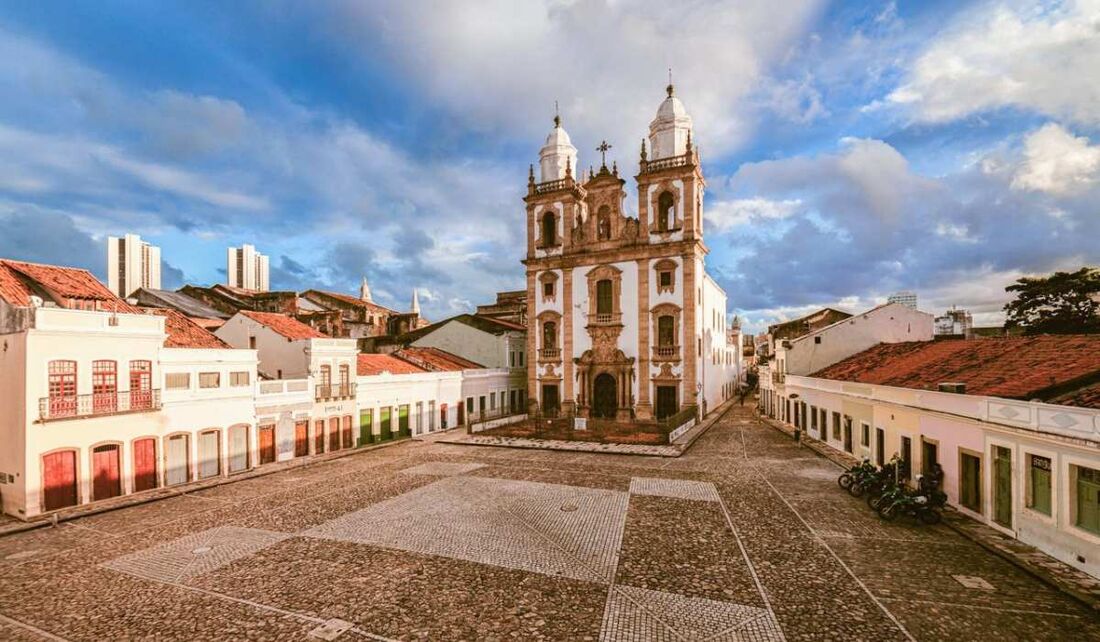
<box><xmin>562</xmin><ymin>268</ymin><xmax>575</xmax><ymax>414</ymax></box>
<box><xmin>635</xmin><ymin>257</ymin><xmax>652</xmax><ymax>420</ymax></box>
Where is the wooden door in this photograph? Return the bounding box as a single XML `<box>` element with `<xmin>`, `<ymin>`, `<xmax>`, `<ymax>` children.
<box><xmin>655</xmin><ymin>386</ymin><xmax>677</xmax><ymax>420</ymax></box>
<box><xmin>42</xmin><ymin>451</ymin><xmax>77</xmax><ymax>511</ymax></box>
<box><xmin>259</xmin><ymin>425</ymin><xmax>276</xmax><ymax>464</ymax></box>
<box><xmin>328</xmin><ymin>418</ymin><xmax>340</xmax><ymax>451</ymax></box>
<box><xmin>294</xmin><ymin>421</ymin><xmax>309</xmax><ymax>457</ymax></box>
<box><xmin>875</xmin><ymin>429</ymin><xmax>885</xmax><ymax>467</ymax></box>
<box><xmin>342</xmin><ymin>416</ymin><xmax>353</xmax><ymax>448</ymax></box>
<box><xmin>92</xmin><ymin>444</ymin><xmax>121</xmax><ymax>501</ymax></box>
<box><xmin>133</xmin><ymin>438</ymin><xmax>157</xmax><ymax>492</ymax></box>
<box><xmin>166</xmin><ymin>435</ymin><xmax>189</xmax><ymax>486</ymax></box>
<box><xmin>314</xmin><ymin>420</ymin><xmax>325</xmax><ymax>454</ymax></box>
<box><xmin>994</xmin><ymin>446</ymin><xmax>1013</xmax><ymax>528</ymax></box>
<box><xmin>198</xmin><ymin>431</ymin><xmax>220</xmax><ymax>479</ymax></box>
<box><xmin>229</xmin><ymin>425</ymin><xmax>249</xmax><ymax>473</ymax></box>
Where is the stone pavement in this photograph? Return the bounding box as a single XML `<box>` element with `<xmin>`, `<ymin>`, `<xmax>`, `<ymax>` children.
<box><xmin>0</xmin><ymin>406</ymin><xmax>1097</xmax><ymax>640</ymax></box>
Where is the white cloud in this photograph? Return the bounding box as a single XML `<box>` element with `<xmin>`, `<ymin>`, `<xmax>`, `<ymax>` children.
<box><xmin>706</xmin><ymin>197</ymin><xmax>801</xmax><ymax>231</ymax></box>
<box><xmin>1011</xmin><ymin>122</ymin><xmax>1100</xmax><ymax>195</ymax></box>
<box><xmin>312</xmin><ymin>0</ymin><xmax>826</xmax><ymax>158</ymax></box>
<box><xmin>888</xmin><ymin>0</ymin><xmax>1100</xmax><ymax>125</ymax></box>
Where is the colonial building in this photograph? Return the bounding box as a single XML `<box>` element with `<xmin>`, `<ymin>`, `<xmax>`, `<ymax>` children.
<box><xmin>523</xmin><ymin>85</ymin><xmax>740</xmax><ymax>421</ymax></box>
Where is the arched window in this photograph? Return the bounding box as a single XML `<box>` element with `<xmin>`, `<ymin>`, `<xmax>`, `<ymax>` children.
<box><xmin>597</xmin><ymin>206</ymin><xmax>612</xmax><ymax>240</ymax></box>
<box><xmin>541</xmin><ymin>211</ymin><xmax>556</xmax><ymax>245</ymax></box>
<box><xmin>657</xmin><ymin>316</ymin><xmax>675</xmax><ymax>346</ymax></box>
<box><xmin>543</xmin><ymin>321</ymin><xmax>557</xmax><ymax>348</ymax></box>
<box><xmin>596</xmin><ymin>279</ymin><xmax>613</xmax><ymax>315</ymax></box>
<box><xmin>657</xmin><ymin>191</ymin><xmax>674</xmax><ymax>231</ymax></box>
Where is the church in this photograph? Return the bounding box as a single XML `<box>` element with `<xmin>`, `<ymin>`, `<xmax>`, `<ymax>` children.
<box><xmin>524</xmin><ymin>84</ymin><xmax>740</xmax><ymax>423</ymax></box>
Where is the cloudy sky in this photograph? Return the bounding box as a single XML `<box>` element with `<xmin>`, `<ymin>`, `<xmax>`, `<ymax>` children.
<box><xmin>1</xmin><ymin>1</ymin><xmax>1097</xmax><ymax>333</ymax></box>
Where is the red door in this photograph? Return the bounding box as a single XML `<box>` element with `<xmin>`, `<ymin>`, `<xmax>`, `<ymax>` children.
<box><xmin>342</xmin><ymin>416</ymin><xmax>353</xmax><ymax>449</ymax></box>
<box><xmin>43</xmin><ymin>451</ymin><xmax>78</xmax><ymax>511</ymax></box>
<box><xmin>314</xmin><ymin>420</ymin><xmax>325</xmax><ymax>454</ymax></box>
<box><xmin>294</xmin><ymin>421</ymin><xmax>309</xmax><ymax>457</ymax></box>
<box><xmin>92</xmin><ymin>444</ymin><xmax>122</xmax><ymax>501</ymax></box>
<box><xmin>328</xmin><ymin>418</ymin><xmax>340</xmax><ymax>451</ymax></box>
<box><xmin>259</xmin><ymin>425</ymin><xmax>276</xmax><ymax>464</ymax></box>
<box><xmin>133</xmin><ymin>438</ymin><xmax>157</xmax><ymax>492</ymax></box>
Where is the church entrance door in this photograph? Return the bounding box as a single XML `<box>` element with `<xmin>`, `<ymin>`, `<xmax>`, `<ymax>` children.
<box><xmin>593</xmin><ymin>373</ymin><xmax>617</xmax><ymax>419</ymax></box>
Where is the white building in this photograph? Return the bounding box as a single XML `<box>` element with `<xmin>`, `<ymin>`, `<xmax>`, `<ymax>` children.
<box><xmin>934</xmin><ymin>307</ymin><xmax>974</xmax><ymax>338</ymax></box>
<box><xmin>355</xmin><ymin>354</ymin><xmax>463</xmax><ymax>442</ymax></box>
<box><xmin>778</xmin><ymin>335</ymin><xmax>1100</xmax><ymax>580</ymax></box>
<box><xmin>523</xmin><ymin>84</ymin><xmax>741</xmax><ymax>422</ymax></box>
<box><xmin>215</xmin><ymin>310</ymin><xmax>359</xmax><ymax>459</ymax></box>
<box><xmin>107</xmin><ymin>233</ymin><xmax>161</xmax><ymax>298</ymax></box>
<box><xmin>758</xmin><ymin>303</ymin><xmax>933</xmax><ymax>423</ymax></box>
<box><xmin>226</xmin><ymin>244</ymin><xmax>270</xmax><ymax>292</ymax></box>
<box><xmin>0</xmin><ymin>259</ymin><xmax>260</xmax><ymax>519</ymax></box>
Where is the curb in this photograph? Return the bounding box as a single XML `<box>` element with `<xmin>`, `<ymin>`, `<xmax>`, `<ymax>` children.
<box><xmin>0</xmin><ymin>437</ymin><xmax>414</xmax><ymax>539</ymax></box>
<box><xmin>754</xmin><ymin>410</ymin><xmax>1100</xmax><ymax>613</ymax></box>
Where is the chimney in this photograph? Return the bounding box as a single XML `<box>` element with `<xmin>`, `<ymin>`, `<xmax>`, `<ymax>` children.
<box><xmin>938</xmin><ymin>382</ymin><xmax>967</xmax><ymax>394</ymax></box>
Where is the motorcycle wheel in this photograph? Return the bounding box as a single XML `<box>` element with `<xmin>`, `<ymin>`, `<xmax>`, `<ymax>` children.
<box><xmin>878</xmin><ymin>504</ymin><xmax>899</xmax><ymax>521</ymax></box>
<box><xmin>919</xmin><ymin>509</ymin><xmax>942</xmax><ymax>525</ymax></box>
<box><xmin>838</xmin><ymin>473</ymin><xmax>853</xmax><ymax>490</ymax></box>
<box><xmin>848</xmin><ymin>482</ymin><xmax>865</xmax><ymax>497</ymax></box>
<box><xmin>867</xmin><ymin>493</ymin><xmax>882</xmax><ymax>510</ymax></box>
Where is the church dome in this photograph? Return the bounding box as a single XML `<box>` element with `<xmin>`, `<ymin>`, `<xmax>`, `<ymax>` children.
<box><xmin>538</xmin><ymin>115</ymin><xmax>578</xmax><ymax>182</ymax></box>
<box><xmin>648</xmin><ymin>84</ymin><xmax>693</xmax><ymax>160</ymax></box>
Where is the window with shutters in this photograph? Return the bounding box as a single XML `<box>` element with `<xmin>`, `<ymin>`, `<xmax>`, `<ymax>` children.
<box><xmin>230</xmin><ymin>371</ymin><xmax>250</xmax><ymax>387</ymax></box>
<box><xmin>199</xmin><ymin>372</ymin><xmax>220</xmax><ymax>388</ymax></box>
<box><xmin>1027</xmin><ymin>454</ymin><xmax>1052</xmax><ymax>516</ymax></box>
<box><xmin>165</xmin><ymin>373</ymin><xmax>191</xmax><ymax>389</ymax></box>
<box><xmin>1074</xmin><ymin>465</ymin><xmax>1100</xmax><ymax>535</ymax></box>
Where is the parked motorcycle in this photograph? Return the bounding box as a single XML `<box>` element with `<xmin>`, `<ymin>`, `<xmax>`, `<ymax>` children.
<box><xmin>876</xmin><ymin>485</ymin><xmax>942</xmax><ymax>525</ymax></box>
<box><xmin>837</xmin><ymin>459</ymin><xmax>875</xmax><ymax>491</ymax></box>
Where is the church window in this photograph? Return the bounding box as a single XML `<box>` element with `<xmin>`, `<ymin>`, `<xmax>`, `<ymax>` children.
<box><xmin>657</xmin><ymin>191</ymin><xmax>674</xmax><ymax>232</ymax></box>
<box><xmin>541</xmin><ymin>211</ymin><xmax>556</xmax><ymax>246</ymax></box>
<box><xmin>543</xmin><ymin>321</ymin><xmax>557</xmax><ymax>348</ymax></box>
<box><xmin>597</xmin><ymin>206</ymin><xmax>612</xmax><ymax>240</ymax></box>
<box><xmin>657</xmin><ymin>316</ymin><xmax>675</xmax><ymax>346</ymax></box>
<box><xmin>596</xmin><ymin>280</ymin><xmax>613</xmax><ymax>315</ymax></box>
<box><xmin>543</xmin><ymin>282</ymin><xmax>554</xmax><ymax>298</ymax></box>
<box><xmin>654</xmin><ymin>259</ymin><xmax>677</xmax><ymax>295</ymax></box>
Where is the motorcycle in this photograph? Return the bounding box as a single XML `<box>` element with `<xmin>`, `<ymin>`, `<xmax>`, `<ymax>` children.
<box><xmin>876</xmin><ymin>485</ymin><xmax>942</xmax><ymax>525</ymax></box>
<box><xmin>837</xmin><ymin>459</ymin><xmax>875</xmax><ymax>491</ymax></box>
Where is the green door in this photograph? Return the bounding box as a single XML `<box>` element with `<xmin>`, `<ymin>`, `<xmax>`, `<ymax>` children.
<box><xmin>994</xmin><ymin>446</ymin><xmax>1012</xmax><ymax>528</ymax></box>
<box><xmin>359</xmin><ymin>409</ymin><xmax>373</xmax><ymax>446</ymax></box>
<box><xmin>1076</xmin><ymin>466</ymin><xmax>1100</xmax><ymax>535</ymax></box>
<box><xmin>398</xmin><ymin>404</ymin><xmax>410</xmax><ymax>438</ymax></box>
<box><xmin>960</xmin><ymin>452</ymin><xmax>981</xmax><ymax>513</ymax></box>
<box><xmin>380</xmin><ymin>407</ymin><xmax>392</xmax><ymax>441</ymax></box>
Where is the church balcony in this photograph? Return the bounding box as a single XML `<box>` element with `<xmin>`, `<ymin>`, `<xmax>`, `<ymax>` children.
<box><xmin>640</xmin><ymin>151</ymin><xmax>694</xmax><ymax>174</ymax></box>
<box><xmin>538</xmin><ymin>348</ymin><xmax>561</xmax><ymax>361</ymax></box>
<box><xmin>588</xmin><ymin>312</ymin><xmax>622</xmax><ymax>326</ymax></box>
<box><xmin>531</xmin><ymin>177</ymin><xmax>575</xmax><ymax>195</ymax></box>
<box><xmin>652</xmin><ymin>345</ymin><xmax>680</xmax><ymax>361</ymax></box>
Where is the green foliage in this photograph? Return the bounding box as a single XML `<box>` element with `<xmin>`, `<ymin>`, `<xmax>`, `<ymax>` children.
<box><xmin>1003</xmin><ymin>267</ymin><xmax>1100</xmax><ymax>335</ymax></box>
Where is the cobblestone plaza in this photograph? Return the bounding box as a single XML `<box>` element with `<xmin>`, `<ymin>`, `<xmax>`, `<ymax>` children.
<box><xmin>0</xmin><ymin>407</ymin><xmax>1097</xmax><ymax>640</ymax></box>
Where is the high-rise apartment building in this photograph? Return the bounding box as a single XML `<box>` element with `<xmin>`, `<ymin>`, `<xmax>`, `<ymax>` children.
<box><xmin>107</xmin><ymin>233</ymin><xmax>161</xmax><ymax>298</ymax></box>
<box><xmin>226</xmin><ymin>244</ymin><xmax>270</xmax><ymax>292</ymax></box>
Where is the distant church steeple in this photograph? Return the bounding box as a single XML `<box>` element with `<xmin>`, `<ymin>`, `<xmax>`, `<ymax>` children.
<box><xmin>410</xmin><ymin>288</ymin><xmax>420</xmax><ymax>315</ymax></box>
<box><xmin>359</xmin><ymin>276</ymin><xmax>372</xmax><ymax>302</ymax></box>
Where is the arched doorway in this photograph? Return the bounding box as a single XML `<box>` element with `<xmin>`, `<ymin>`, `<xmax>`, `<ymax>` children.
<box><xmin>592</xmin><ymin>373</ymin><xmax>617</xmax><ymax>419</ymax></box>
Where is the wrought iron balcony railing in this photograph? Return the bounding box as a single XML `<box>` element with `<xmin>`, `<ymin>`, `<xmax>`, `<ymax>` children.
<box><xmin>315</xmin><ymin>382</ymin><xmax>357</xmax><ymax>401</ymax></box>
<box><xmin>39</xmin><ymin>390</ymin><xmax>161</xmax><ymax>422</ymax></box>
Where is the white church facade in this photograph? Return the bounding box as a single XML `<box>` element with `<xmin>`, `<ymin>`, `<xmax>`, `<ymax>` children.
<box><xmin>524</xmin><ymin>85</ymin><xmax>740</xmax><ymax>422</ymax></box>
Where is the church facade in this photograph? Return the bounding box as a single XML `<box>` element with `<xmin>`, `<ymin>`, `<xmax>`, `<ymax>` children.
<box><xmin>524</xmin><ymin>85</ymin><xmax>740</xmax><ymax>423</ymax></box>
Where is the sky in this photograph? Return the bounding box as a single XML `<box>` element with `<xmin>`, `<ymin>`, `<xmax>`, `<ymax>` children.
<box><xmin>0</xmin><ymin>0</ymin><xmax>1097</xmax><ymax>334</ymax></box>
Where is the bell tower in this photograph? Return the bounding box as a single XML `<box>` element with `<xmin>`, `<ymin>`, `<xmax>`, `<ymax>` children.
<box><xmin>636</xmin><ymin>83</ymin><xmax>705</xmax><ymax>244</ymax></box>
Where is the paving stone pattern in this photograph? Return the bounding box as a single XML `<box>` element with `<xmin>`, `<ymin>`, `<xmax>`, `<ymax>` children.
<box><xmin>0</xmin><ymin>406</ymin><xmax>1096</xmax><ymax>641</ymax></box>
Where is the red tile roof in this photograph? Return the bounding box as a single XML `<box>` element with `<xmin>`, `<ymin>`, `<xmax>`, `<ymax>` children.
<box><xmin>0</xmin><ymin>259</ymin><xmax>136</xmax><ymax>310</ymax></box>
<box><xmin>239</xmin><ymin>310</ymin><xmax>328</xmax><ymax>340</ymax></box>
<box><xmin>811</xmin><ymin>336</ymin><xmax>1100</xmax><ymax>405</ymax></box>
<box><xmin>357</xmin><ymin>353</ymin><xmax>426</xmax><ymax>376</ymax></box>
<box><xmin>394</xmin><ymin>346</ymin><xmax>483</xmax><ymax>372</ymax></box>
<box><xmin>143</xmin><ymin>308</ymin><xmax>230</xmax><ymax>349</ymax></box>
<box><xmin>1048</xmin><ymin>381</ymin><xmax>1100</xmax><ymax>410</ymax></box>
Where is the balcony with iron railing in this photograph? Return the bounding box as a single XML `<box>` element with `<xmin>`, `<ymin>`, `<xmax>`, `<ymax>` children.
<box><xmin>315</xmin><ymin>382</ymin><xmax>357</xmax><ymax>401</ymax></box>
<box><xmin>652</xmin><ymin>344</ymin><xmax>680</xmax><ymax>361</ymax></box>
<box><xmin>39</xmin><ymin>389</ymin><xmax>161</xmax><ymax>422</ymax></box>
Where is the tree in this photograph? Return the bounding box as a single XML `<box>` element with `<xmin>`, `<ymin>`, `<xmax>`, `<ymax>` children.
<box><xmin>1003</xmin><ymin>268</ymin><xmax>1100</xmax><ymax>335</ymax></box>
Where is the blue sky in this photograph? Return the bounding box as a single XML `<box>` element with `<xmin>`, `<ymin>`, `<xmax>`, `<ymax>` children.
<box><xmin>1</xmin><ymin>0</ymin><xmax>1097</xmax><ymax>333</ymax></box>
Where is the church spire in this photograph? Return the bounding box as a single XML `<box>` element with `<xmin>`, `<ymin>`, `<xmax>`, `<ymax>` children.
<box><xmin>410</xmin><ymin>288</ymin><xmax>420</xmax><ymax>315</ymax></box>
<box><xmin>359</xmin><ymin>276</ymin><xmax>372</xmax><ymax>302</ymax></box>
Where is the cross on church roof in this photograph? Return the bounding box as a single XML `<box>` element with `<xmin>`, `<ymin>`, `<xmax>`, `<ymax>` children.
<box><xmin>596</xmin><ymin>140</ymin><xmax>612</xmax><ymax>168</ymax></box>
